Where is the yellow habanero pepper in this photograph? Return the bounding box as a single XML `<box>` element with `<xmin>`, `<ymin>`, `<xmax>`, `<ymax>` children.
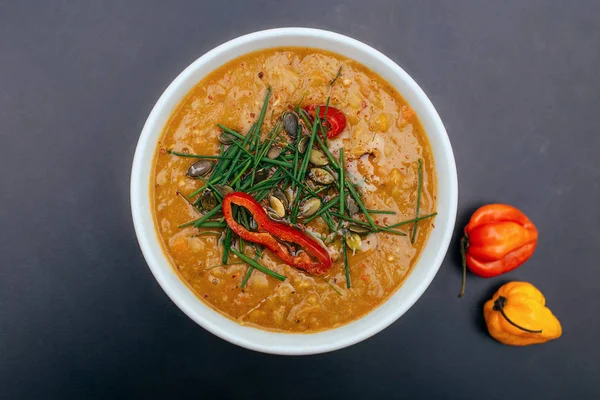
<box><xmin>484</xmin><ymin>282</ymin><xmax>562</xmax><ymax>346</ymax></box>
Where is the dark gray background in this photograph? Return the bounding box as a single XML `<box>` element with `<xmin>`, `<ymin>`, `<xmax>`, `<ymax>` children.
<box><xmin>1</xmin><ymin>1</ymin><xmax>598</xmax><ymax>399</ymax></box>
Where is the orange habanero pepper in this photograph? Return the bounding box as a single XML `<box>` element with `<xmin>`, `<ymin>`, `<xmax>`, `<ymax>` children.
<box><xmin>458</xmin><ymin>204</ymin><xmax>538</xmax><ymax>297</ymax></box>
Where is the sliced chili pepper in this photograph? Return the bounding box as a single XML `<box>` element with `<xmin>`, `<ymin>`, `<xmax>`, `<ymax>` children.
<box><xmin>222</xmin><ymin>192</ymin><xmax>332</xmax><ymax>275</ymax></box>
<box><xmin>305</xmin><ymin>105</ymin><xmax>346</xmax><ymax>138</ymax></box>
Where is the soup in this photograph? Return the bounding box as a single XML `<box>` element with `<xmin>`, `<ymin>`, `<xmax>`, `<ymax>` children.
<box><xmin>152</xmin><ymin>48</ymin><xmax>436</xmax><ymax>333</ymax></box>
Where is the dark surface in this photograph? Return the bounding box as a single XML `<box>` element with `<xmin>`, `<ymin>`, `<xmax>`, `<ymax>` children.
<box><xmin>1</xmin><ymin>1</ymin><xmax>599</xmax><ymax>399</ymax></box>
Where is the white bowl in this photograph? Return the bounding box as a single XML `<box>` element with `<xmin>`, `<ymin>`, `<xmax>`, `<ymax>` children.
<box><xmin>131</xmin><ymin>28</ymin><xmax>458</xmax><ymax>355</ymax></box>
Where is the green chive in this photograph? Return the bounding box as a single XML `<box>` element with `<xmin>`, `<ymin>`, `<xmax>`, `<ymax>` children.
<box><xmin>216</xmin><ymin>125</ymin><xmax>245</xmax><ymax>140</ymax></box>
<box><xmin>345</xmin><ymin>182</ymin><xmax>377</xmax><ymax>230</ymax></box>
<box><xmin>222</xmin><ymin>228</ymin><xmax>232</xmax><ymax>264</ymax></box>
<box><xmin>167</xmin><ymin>150</ymin><xmax>232</xmax><ymax>159</ymax></box>
<box><xmin>342</xmin><ymin>235</ymin><xmax>351</xmax><ymax>288</ymax></box>
<box><xmin>230</xmin><ymin>248</ymin><xmax>286</xmax><ymax>281</ymax></box>
<box><xmin>240</xmin><ymin>266</ymin><xmax>254</xmax><ymax>288</ymax></box>
<box><xmin>260</xmin><ymin>158</ymin><xmax>293</xmax><ymax>168</ymax></box>
<box><xmin>388</xmin><ymin>212</ymin><xmax>437</xmax><ymax>229</ymax></box>
<box><xmin>255</xmin><ymin>87</ymin><xmax>272</xmax><ymax>138</ymax></box>
<box><xmin>330</xmin><ymin>65</ymin><xmax>343</xmax><ymax>86</ymax></box>
<box><xmin>194</xmin><ymin>221</ymin><xmax>226</xmax><ymax>229</ymax></box>
<box><xmin>411</xmin><ymin>159</ymin><xmax>423</xmax><ymax>244</ymax></box>
<box><xmin>339</xmin><ymin>148</ymin><xmax>345</xmax><ymax>215</ymax></box>
<box><xmin>229</xmin><ymin>158</ymin><xmax>252</xmax><ymax>187</ymax></box>
<box><xmin>322</xmin><ymin>277</ymin><xmax>343</xmax><ymax>296</ymax></box>
<box><xmin>178</xmin><ymin>205</ymin><xmax>222</xmax><ymax>229</ymax></box>
<box><xmin>366</xmin><ymin>209</ymin><xmax>397</xmax><ymax>215</ymax></box>
<box><xmin>332</xmin><ymin>213</ymin><xmax>407</xmax><ymax>236</ymax></box>
<box><xmin>304</xmin><ymin>196</ymin><xmax>339</xmax><ymax>223</ymax></box>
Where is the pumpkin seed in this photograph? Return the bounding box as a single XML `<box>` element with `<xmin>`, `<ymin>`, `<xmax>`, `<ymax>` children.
<box><xmin>213</xmin><ymin>184</ymin><xmax>233</xmax><ymax>196</ymax></box>
<box><xmin>200</xmin><ymin>190</ymin><xmax>218</xmax><ymax>211</ymax></box>
<box><xmin>218</xmin><ymin>132</ymin><xmax>235</xmax><ymax>145</ymax></box>
<box><xmin>283</xmin><ymin>111</ymin><xmax>299</xmax><ymax>138</ymax></box>
<box><xmin>266</xmin><ymin>207</ymin><xmax>283</xmax><ymax>220</ymax></box>
<box><xmin>284</xmin><ymin>187</ymin><xmax>295</xmax><ymax>205</ymax></box>
<box><xmin>346</xmin><ymin>196</ymin><xmax>359</xmax><ymax>215</ymax></box>
<box><xmin>309</xmin><ymin>149</ymin><xmax>329</xmax><ymax>166</ymax></box>
<box><xmin>346</xmin><ymin>233</ymin><xmax>362</xmax><ymax>251</ymax></box>
<box><xmin>272</xmin><ymin>189</ymin><xmax>289</xmax><ymax>208</ymax></box>
<box><xmin>300</xmin><ymin>197</ymin><xmax>321</xmax><ymax>218</ymax></box>
<box><xmin>309</xmin><ymin>168</ymin><xmax>334</xmax><ymax>185</ymax></box>
<box><xmin>297</xmin><ymin>136</ymin><xmax>309</xmax><ymax>154</ymax></box>
<box><xmin>254</xmin><ymin>168</ymin><xmax>268</xmax><ymax>183</ymax></box>
<box><xmin>269</xmin><ymin>196</ymin><xmax>286</xmax><ymax>218</ymax></box>
<box><xmin>249</xmin><ymin>217</ymin><xmax>258</xmax><ymax>230</ymax></box>
<box><xmin>349</xmin><ymin>224</ymin><xmax>371</xmax><ymax>234</ymax></box>
<box><xmin>267</xmin><ymin>145</ymin><xmax>282</xmax><ymax>159</ymax></box>
<box><xmin>186</xmin><ymin>160</ymin><xmax>213</xmax><ymax>178</ymax></box>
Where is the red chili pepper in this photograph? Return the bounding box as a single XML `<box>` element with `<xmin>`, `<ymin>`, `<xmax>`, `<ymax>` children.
<box><xmin>459</xmin><ymin>204</ymin><xmax>538</xmax><ymax>297</ymax></box>
<box><xmin>222</xmin><ymin>192</ymin><xmax>332</xmax><ymax>275</ymax></box>
<box><xmin>305</xmin><ymin>105</ymin><xmax>346</xmax><ymax>138</ymax></box>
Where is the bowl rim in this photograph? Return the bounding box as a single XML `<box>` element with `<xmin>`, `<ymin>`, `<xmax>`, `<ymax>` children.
<box><xmin>131</xmin><ymin>27</ymin><xmax>458</xmax><ymax>355</ymax></box>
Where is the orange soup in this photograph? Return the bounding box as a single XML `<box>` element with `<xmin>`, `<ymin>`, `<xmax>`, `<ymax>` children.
<box><xmin>152</xmin><ymin>48</ymin><xmax>436</xmax><ymax>332</ymax></box>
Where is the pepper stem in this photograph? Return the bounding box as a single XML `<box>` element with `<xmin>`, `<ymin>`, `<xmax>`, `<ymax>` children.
<box><xmin>493</xmin><ymin>296</ymin><xmax>543</xmax><ymax>333</ymax></box>
<box><xmin>458</xmin><ymin>236</ymin><xmax>468</xmax><ymax>297</ymax></box>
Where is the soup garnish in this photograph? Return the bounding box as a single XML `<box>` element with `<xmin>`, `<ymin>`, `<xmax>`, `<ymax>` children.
<box><xmin>153</xmin><ymin>48</ymin><xmax>437</xmax><ymax>331</ymax></box>
<box><xmin>168</xmin><ymin>83</ymin><xmax>431</xmax><ymax>288</ymax></box>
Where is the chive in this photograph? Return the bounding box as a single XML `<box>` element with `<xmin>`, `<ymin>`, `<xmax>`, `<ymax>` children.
<box><xmin>193</xmin><ymin>175</ymin><xmax>222</xmax><ymax>200</ymax></box>
<box><xmin>240</xmin><ymin>266</ymin><xmax>254</xmax><ymax>288</ymax></box>
<box><xmin>194</xmin><ymin>221</ymin><xmax>226</xmax><ymax>229</ymax></box>
<box><xmin>167</xmin><ymin>150</ymin><xmax>232</xmax><ymax>159</ymax></box>
<box><xmin>255</xmin><ymin>188</ymin><xmax>272</xmax><ymax>202</ymax></box>
<box><xmin>208</xmin><ymin>143</ymin><xmax>238</xmax><ymax>184</ymax></box>
<box><xmin>303</xmin><ymin>196</ymin><xmax>339</xmax><ymax>223</ymax></box>
<box><xmin>299</xmin><ymin>111</ymin><xmax>319</xmax><ymax>179</ymax></box>
<box><xmin>181</xmin><ymin>204</ymin><xmax>222</xmax><ymax>228</ymax></box>
<box><xmin>330</xmin><ymin>65</ymin><xmax>342</xmax><ymax>86</ymax></box>
<box><xmin>366</xmin><ymin>209</ymin><xmax>397</xmax><ymax>215</ymax></box>
<box><xmin>220</xmin><ymin>132</ymin><xmax>253</xmax><ymax>183</ymax></box>
<box><xmin>298</xmin><ymin>108</ymin><xmax>339</xmax><ymax>168</ymax></box>
<box><xmin>239</xmin><ymin>208</ymin><xmax>252</xmax><ymax>231</ymax></box>
<box><xmin>222</xmin><ymin>228</ymin><xmax>232</xmax><ymax>264</ymax></box>
<box><xmin>187</xmin><ymin>181</ymin><xmax>209</xmax><ymax>200</ymax></box>
<box><xmin>229</xmin><ymin>158</ymin><xmax>252</xmax><ymax>187</ymax></box>
<box><xmin>345</xmin><ymin>182</ymin><xmax>377</xmax><ymax>230</ymax></box>
<box><xmin>216</xmin><ymin>129</ymin><xmax>248</xmax><ymax>174</ymax></box>
<box><xmin>247</xmin><ymin>176</ymin><xmax>285</xmax><ymax>194</ymax></box>
<box><xmin>227</xmin><ymin>139</ymin><xmax>254</xmax><ymax>158</ymax></box>
<box><xmin>291</xmin><ymin>126</ymin><xmax>300</xmax><ymax>189</ymax></box>
<box><xmin>193</xmin><ymin>231</ymin><xmax>223</xmax><ymax>236</ymax></box>
<box><xmin>342</xmin><ymin>235</ymin><xmax>351</xmax><ymax>288</ymax></box>
<box><xmin>277</xmin><ymin>166</ymin><xmax>318</xmax><ymax>197</ymax></box>
<box><xmin>295</xmin><ymin>92</ymin><xmax>308</xmax><ymax>108</ymax></box>
<box><xmin>321</xmin><ymin>211</ymin><xmax>337</xmax><ymax>232</ymax></box>
<box><xmin>230</xmin><ymin>248</ymin><xmax>286</xmax><ymax>281</ymax></box>
<box><xmin>411</xmin><ymin>159</ymin><xmax>423</xmax><ymax>244</ymax></box>
<box><xmin>322</xmin><ymin>277</ymin><xmax>343</xmax><ymax>296</ymax></box>
<box><xmin>321</xmin><ymin>98</ymin><xmax>330</xmax><ymax>147</ymax></box>
<box><xmin>216</xmin><ymin>125</ymin><xmax>245</xmax><ymax>140</ymax></box>
<box><xmin>255</xmin><ymin>87</ymin><xmax>272</xmax><ymax>138</ymax></box>
<box><xmin>260</xmin><ymin>158</ymin><xmax>293</xmax><ymax>168</ymax></box>
<box><xmin>255</xmin><ymin>122</ymin><xmax>281</xmax><ymax>167</ymax></box>
<box><xmin>291</xmin><ymin>110</ymin><xmax>320</xmax><ymax>222</ymax></box>
<box><xmin>332</xmin><ymin>213</ymin><xmax>407</xmax><ymax>236</ymax></box>
<box><xmin>387</xmin><ymin>212</ymin><xmax>437</xmax><ymax>229</ymax></box>
<box><xmin>339</xmin><ymin>148</ymin><xmax>345</xmax><ymax>215</ymax></box>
